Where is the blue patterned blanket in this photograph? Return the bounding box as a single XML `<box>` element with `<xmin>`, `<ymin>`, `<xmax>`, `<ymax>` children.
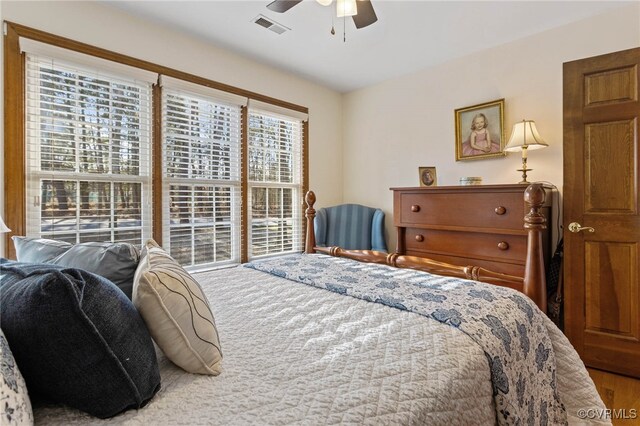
<box><xmin>246</xmin><ymin>254</ymin><xmax>567</xmax><ymax>425</ymax></box>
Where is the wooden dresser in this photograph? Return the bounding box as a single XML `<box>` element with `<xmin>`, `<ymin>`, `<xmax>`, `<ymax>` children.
<box><xmin>391</xmin><ymin>184</ymin><xmax>553</xmax><ymax>282</ymax></box>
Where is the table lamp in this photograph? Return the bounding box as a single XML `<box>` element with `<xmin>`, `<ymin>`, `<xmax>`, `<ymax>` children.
<box><xmin>0</xmin><ymin>216</ymin><xmax>10</xmax><ymax>233</ymax></box>
<box><xmin>505</xmin><ymin>120</ymin><xmax>548</xmax><ymax>184</ymax></box>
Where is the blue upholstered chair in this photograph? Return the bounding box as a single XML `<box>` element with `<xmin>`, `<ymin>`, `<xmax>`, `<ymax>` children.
<box><xmin>314</xmin><ymin>204</ymin><xmax>387</xmax><ymax>252</ymax></box>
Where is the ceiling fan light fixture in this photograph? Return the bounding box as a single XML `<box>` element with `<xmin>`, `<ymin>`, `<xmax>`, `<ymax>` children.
<box><xmin>316</xmin><ymin>0</ymin><xmax>333</xmax><ymax>6</ymax></box>
<box><xmin>336</xmin><ymin>0</ymin><xmax>357</xmax><ymax>17</ymax></box>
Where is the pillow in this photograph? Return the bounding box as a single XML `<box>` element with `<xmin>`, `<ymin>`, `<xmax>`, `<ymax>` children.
<box><xmin>133</xmin><ymin>239</ymin><xmax>222</xmax><ymax>375</ymax></box>
<box><xmin>0</xmin><ymin>259</ymin><xmax>161</xmax><ymax>419</ymax></box>
<box><xmin>11</xmin><ymin>237</ymin><xmax>140</xmax><ymax>299</ymax></box>
<box><xmin>50</xmin><ymin>241</ymin><xmax>140</xmax><ymax>299</ymax></box>
<box><xmin>1</xmin><ymin>328</ymin><xmax>34</xmax><ymax>426</ymax></box>
<box><xmin>12</xmin><ymin>236</ymin><xmax>71</xmax><ymax>263</ymax></box>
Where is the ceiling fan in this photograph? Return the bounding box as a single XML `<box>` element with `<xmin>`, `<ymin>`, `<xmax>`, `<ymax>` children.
<box><xmin>266</xmin><ymin>0</ymin><xmax>378</xmax><ymax>29</ymax></box>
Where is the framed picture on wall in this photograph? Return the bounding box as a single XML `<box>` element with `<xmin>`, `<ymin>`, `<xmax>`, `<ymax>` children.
<box><xmin>418</xmin><ymin>166</ymin><xmax>437</xmax><ymax>187</ymax></box>
<box><xmin>454</xmin><ymin>99</ymin><xmax>505</xmax><ymax>161</ymax></box>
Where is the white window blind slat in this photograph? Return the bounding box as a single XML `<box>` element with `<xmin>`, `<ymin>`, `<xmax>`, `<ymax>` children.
<box><xmin>248</xmin><ymin>110</ymin><xmax>303</xmax><ymax>259</ymax></box>
<box><xmin>247</xmin><ymin>99</ymin><xmax>308</xmax><ymax>122</ymax></box>
<box><xmin>160</xmin><ymin>75</ymin><xmax>248</xmax><ymax>108</ymax></box>
<box><xmin>162</xmin><ymin>86</ymin><xmax>242</xmax><ymax>270</ymax></box>
<box><xmin>21</xmin><ymin>38</ymin><xmax>157</xmax><ymax>83</ymax></box>
<box><xmin>25</xmin><ymin>53</ymin><xmax>152</xmax><ymax>246</ymax></box>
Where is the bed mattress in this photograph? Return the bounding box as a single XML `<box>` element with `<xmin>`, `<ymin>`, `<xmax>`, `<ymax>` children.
<box><xmin>34</xmin><ymin>265</ymin><xmax>496</xmax><ymax>425</ymax></box>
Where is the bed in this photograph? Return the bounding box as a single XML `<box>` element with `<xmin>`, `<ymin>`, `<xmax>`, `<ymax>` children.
<box><xmin>22</xmin><ymin>185</ymin><xmax>607</xmax><ymax>425</ymax></box>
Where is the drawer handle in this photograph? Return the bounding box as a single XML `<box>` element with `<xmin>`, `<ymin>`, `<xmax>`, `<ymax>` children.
<box><xmin>497</xmin><ymin>241</ymin><xmax>509</xmax><ymax>251</ymax></box>
<box><xmin>494</xmin><ymin>206</ymin><xmax>506</xmax><ymax>215</ymax></box>
<box><xmin>411</xmin><ymin>205</ymin><xmax>421</xmax><ymax>213</ymax></box>
<box><xmin>415</xmin><ymin>234</ymin><xmax>424</xmax><ymax>242</ymax></box>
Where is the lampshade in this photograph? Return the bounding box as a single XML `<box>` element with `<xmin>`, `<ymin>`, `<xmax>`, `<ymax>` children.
<box><xmin>505</xmin><ymin>120</ymin><xmax>548</xmax><ymax>152</ymax></box>
<box><xmin>316</xmin><ymin>0</ymin><xmax>333</xmax><ymax>5</ymax></box>
<box><xmin>336</xmin><ymin>0</ymin><xmax>357</xmax><ymax>17</ymax></box>
<box><xmin>0</xmin><ymin>216</ymin><xmax>11</xmax><ymax>233</ymax></box>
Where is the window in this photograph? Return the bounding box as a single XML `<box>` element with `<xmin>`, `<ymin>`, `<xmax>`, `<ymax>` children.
<box><xmin>248</xmin><ymin>107</ymin><xmax>304</xmax><ymax>258</ymax></box>
<box><xmin>161</xmin><ymin>78</ymin><xmax>243</xmax><ymax>268</ymax></box>
<box><xmin>24</xmin><ymin>52</ymin><xmax>153</xmax><ymax>245</ymax></box>
<box><xmin>9</xmin><ymin>28</ymin><xmax>308</xmax><ymax>265</ymax></box>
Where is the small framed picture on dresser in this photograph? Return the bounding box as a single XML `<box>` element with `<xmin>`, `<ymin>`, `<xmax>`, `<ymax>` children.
<box><xmin>418</xmin><ymin>166</ymin><xmax>437</xmax><ymax>187</ymax></box>
<box><xmin>455</xmin><ymin>98</ymin><xmax>505</xmax><ymax>161</ymax></box>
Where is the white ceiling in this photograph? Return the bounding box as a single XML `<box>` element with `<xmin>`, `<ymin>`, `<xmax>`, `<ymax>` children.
<box><xmin>105</xmin><ymin>1</ymin><xmax>633</xmax><ymax>93</ymax></box>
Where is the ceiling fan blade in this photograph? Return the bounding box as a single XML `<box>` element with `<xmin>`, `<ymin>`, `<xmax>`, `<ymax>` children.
<box><xmin>266</xmin><ymin>0</ymin><xmax>303</xmax><ymax>13</ymax></box>
<box><xmin>352</xmin><ymin>0</ymin><xmax>377</xmax><ymax>28</ymax></box>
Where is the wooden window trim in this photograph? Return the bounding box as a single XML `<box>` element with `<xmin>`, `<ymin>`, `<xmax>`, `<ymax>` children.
<box><xmin>3</xmin><ymin>22</ymin><xmax>310</xmax><ymax>260</ymax></box>
<box><xmin>4</xmin><ymin>23</ymin><xmax>25</xmax><ymax>259</ymax></box>
<box><xmin>6</xmin><ymin>22</ymin><xmax>308</xmax><ymax>113</ymax></box>
<box><xmin>152</xmin><ymin>82</ymin><xmax>163</xmax><ymax>245</ymax></box>
<box><xmin>241</xmin><ymin>106</ymin><xmax>249</xmax><ymax>263</ymax></box>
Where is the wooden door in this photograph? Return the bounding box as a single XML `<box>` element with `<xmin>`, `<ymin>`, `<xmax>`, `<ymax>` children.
<box><xmin>564</xmin><ymin>47</ymin><xmax>640</xmax><ymax>378</ymax></box>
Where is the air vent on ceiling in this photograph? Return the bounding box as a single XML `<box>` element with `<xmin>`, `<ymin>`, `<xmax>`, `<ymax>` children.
<box><xmin>253</xmin><ymin>14</ymin><xmax>289</xmax><ymax>35</ymax></box>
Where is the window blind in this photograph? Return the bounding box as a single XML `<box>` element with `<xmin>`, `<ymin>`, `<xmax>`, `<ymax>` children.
<box><xmin>24</xmin><ymin>53</ymin><xmax>153</xmax><ymax>246</ymax></box>
<box><xmin>161</xmin><ymin>81</ymin><xmax>242</xmax><ymax>269</ymax></box>
<box><xmin>248</xmin><ymin>108</ymin><xmax>304</xmax><ymax>258</ymax></box>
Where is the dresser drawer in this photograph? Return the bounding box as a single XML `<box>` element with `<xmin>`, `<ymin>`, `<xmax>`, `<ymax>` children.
<box><xmin>404</xmin><ymin>228</ymin><xmax>527</xmax><ymax>263</ymax></box>
<box><xmin>397</xmin><ymin>191</ymin><xmax>525</xmax><ymax>230</ymax></box>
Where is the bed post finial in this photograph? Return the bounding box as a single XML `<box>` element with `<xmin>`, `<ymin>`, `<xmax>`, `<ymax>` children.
<box><xmin>523</xmin><ymin>183</ymin><xmax>547</xmax><ymax>313</ymax></box>
<box><xmin>305</xmin><ymin>191</ymin><xmax>317</xmax><ymax>254</ymax></box>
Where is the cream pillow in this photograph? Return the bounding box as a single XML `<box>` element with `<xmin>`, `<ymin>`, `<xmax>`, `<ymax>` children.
<box><xmin>133</xmin><ymin>239</ymin><xmax>222</xmax><ymax>375</ymax></box>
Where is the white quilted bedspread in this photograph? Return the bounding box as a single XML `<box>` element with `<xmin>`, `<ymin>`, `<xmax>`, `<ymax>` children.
<box><xmin>33</xmin><ymin>266</ymin><xmax>606</xmax><ymax>425</ymax></box>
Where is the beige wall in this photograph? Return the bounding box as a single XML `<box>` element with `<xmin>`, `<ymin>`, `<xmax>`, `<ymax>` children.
<box><xmin>0</xmin><ymin>0</ymin><xmax>344</xmax><ymax>255</ymax></box>
<box><xmin>342</xmin><ymin>4</ymin><xmax>640</xmax><ymax>250</ymax></box>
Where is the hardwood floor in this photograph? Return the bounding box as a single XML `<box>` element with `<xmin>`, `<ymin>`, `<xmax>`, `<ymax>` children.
<box><xmin>588</xmin><ymin>368</ymin><xmax>640</xmax><ymax>425</ymax></box>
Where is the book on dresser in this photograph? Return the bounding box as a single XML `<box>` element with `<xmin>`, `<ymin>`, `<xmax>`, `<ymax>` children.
<box><xmin>391</xmin><ymin>184</ymin><xmax>554</xmax><ymax>291</ymax></box>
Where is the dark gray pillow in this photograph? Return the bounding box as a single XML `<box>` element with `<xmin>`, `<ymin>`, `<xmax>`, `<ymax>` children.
<box><xmin>12</xmin><ymin>236</ymin><xmax>72</xmax><ymax>263</ymax></box>
<box><xmin>50</xmin><ymin>242</ymin><xmax>140</xmax><ymax>299</ymax></box>
<box><xmin>0</xmin><ymin>259</ymin><xmax>160</xmax><ymax>418</ymax></box>
<box><xmin>11</xmin><ymin>238</ymin><xmax>140</xmax><ymax>299</ymax></box>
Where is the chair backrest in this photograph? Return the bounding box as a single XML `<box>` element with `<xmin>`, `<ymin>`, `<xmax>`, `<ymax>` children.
<box><xmin>314</xmin><ymin>204</ymin><xmax>387</xmax><ymax>252</ymax></box>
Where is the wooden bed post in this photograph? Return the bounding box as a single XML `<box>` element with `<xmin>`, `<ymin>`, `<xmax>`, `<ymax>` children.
<box><xmin>305</xmin><ymin>191</ymin><xmax>317</xmax><ymax>254</ymax></box>
<box><xmin>523</xmin><ymin>184</ymin><xmax>547</xmax><ymax>313</ymax></box>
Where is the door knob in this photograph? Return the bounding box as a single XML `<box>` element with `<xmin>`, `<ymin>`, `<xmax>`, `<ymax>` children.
<box><xmin>568</xmin><ymin>222</ymin><xmax>595</xmax><ymax>233</ymax></box>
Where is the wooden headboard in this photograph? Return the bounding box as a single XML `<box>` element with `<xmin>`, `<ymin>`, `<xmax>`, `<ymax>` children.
<box><xmin>303</xmin><ymin>183</ymin><xmax>548</xmax><ymax>313</ymax></box>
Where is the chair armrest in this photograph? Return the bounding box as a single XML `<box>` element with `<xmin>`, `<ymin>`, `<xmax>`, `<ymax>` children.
<box><xmin>371</xmin><ymin>209</ymin><xmax>387</xmax><ymax>252</ymax></box>
<box><xmin>314</xmin><ymin>208</ymin><xmax>328</xmax><ymax>247</ymax></box>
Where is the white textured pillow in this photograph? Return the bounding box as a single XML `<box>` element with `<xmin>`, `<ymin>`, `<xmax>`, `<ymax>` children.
<box><xmin>1</xmin><ymin>329</ymin><xmax>34</xmax><ymax>426</ymax></box>
<box><xmin>133</xmin><ymin>240</ymin><xmax>222</xmax><ymax>375</ymax></box>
